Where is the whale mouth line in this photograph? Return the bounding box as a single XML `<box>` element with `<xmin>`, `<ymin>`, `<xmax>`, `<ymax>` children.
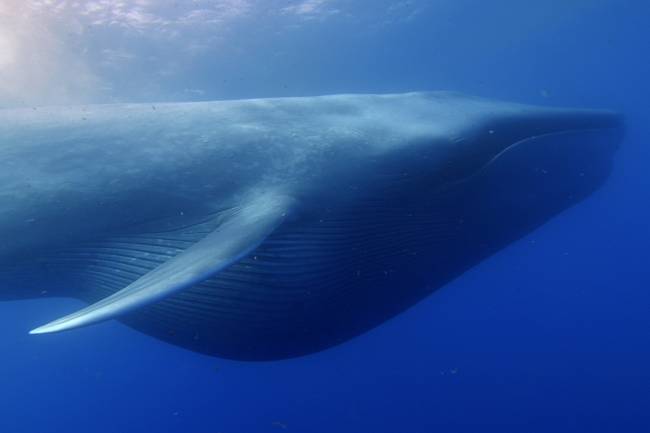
<box><xmin>441</xmin><ymin>123</ymin><xmax>622</xmax><ymax>193</ymax></box>
<box><xmin>485</xmin><ymin>125</ymin><xmax>621</xmax><ymax>175</ymax></box>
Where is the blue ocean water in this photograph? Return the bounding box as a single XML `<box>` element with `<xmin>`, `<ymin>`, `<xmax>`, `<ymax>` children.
<box><xmin>0</xmin><ymin>1</ymin><xmax>648</xmax><ymax>432</ymax></box>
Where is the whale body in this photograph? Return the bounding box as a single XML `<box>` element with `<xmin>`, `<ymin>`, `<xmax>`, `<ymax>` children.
<box><xmin>0</xmin><ymin>92</ymin><xmax>621</xmax><ymax>360</ymax></box>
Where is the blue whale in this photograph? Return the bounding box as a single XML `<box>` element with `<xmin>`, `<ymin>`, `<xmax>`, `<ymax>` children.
<box><xmin>0</xmin><ymin>92</ymin><xmax>621</xmax><ymax>360</ymax></box>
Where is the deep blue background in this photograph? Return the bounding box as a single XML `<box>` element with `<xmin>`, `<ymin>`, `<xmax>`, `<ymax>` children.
<box><xmin>1</xmin><ymin>1</ymin><xmax>648</xmax><ymax>432</ymax></box>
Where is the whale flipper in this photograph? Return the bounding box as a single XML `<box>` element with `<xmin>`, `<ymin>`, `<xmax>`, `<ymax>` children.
<box><xmin>30</xmin><ymin>193</ymin><xmax>292</xmax><ymax>334</ymax></box>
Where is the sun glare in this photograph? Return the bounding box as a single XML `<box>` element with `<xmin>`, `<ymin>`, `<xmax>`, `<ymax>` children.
<box><xmin>0</xmin><ymin>31</ymin><xmax>16</xmax><ymax>69</ymax></box>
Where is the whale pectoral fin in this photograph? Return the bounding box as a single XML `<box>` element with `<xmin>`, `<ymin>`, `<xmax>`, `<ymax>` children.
<box><xmin>29</xmin><ymin>193</ymin><xmax>292</xmax><ymax>335</ymax></box>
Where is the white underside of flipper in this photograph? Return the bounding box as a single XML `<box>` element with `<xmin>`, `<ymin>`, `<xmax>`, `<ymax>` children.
<box><xmin>30</xmin><ymin>192</ymin><xmax>292</xmax><ymax>335</ymax></box>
